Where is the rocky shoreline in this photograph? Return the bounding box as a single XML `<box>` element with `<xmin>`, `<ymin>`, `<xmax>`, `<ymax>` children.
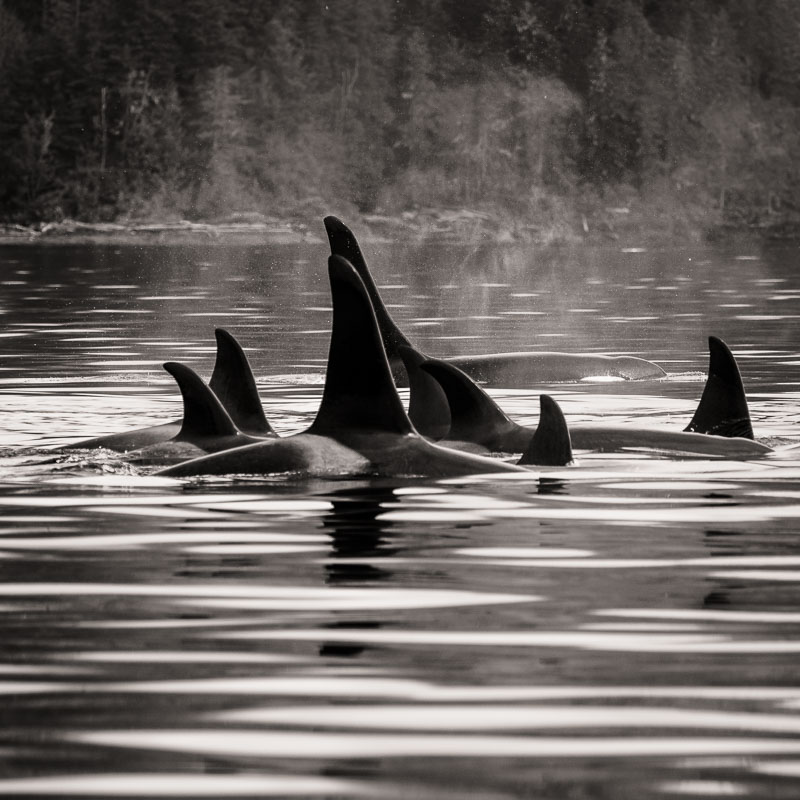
<box><xmin>1</xmin><ymin>206</ymin><xmax>795</xmax><ymax>247</ymax></box>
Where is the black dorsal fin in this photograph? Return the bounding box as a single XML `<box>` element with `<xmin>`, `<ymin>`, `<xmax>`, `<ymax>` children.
<box><xmin>164</xmin><ymin>362</ymin><xmax>239</xmax><ymax>441</ymax></box>
<box><xmin>419</xmin><ymin>358</ymin><xmax>520</xmax><ymax>448</ymax></box>
<box><xmin>309</xmin><ymin>255</ymin><xmax>414</xmax><ymax>437</ymax></box>
<box><xmin>209</xmin><ymin>328</ymin><xmax>275</xmax><ymax>436</ymax></box>
<box><xmin>398</xmin><ymin>345</ymin><xmax>451</xmax><ymax>440</ymax></box>
<box><xmin>518</xmin><ymin>395</ymin><xmax>573</xmax><ymax>466</ymax></box>
<box><xmin>684</xmin><ymin>336</ymin><xmax>754</xmax><ymax>439</ymax></box>
<box><xmin>323</xmin><ymin>216</ymin><xmax>414</xmax><ymax>360</ymax></box>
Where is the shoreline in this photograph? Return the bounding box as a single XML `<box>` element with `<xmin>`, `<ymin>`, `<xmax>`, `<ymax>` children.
<box><xmin>1</xmin><ymin>208</ymin><xmax>796</xmax><ymax>248</ymax></box>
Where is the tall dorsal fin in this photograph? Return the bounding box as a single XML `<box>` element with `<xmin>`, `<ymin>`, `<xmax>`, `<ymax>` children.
<box><xmin>309</xmin><ymin>255</ymin><xmax>414</xmax><ymax>437</ymax></box>
<box><xmin>518</xmin><ymin>395</ymin><xmax>573</xmax><ymax>466</ymax></box>
<box><xmin>164</xmin><ymin>362</ymin><xmax>239</xmax><ymax>441</ymax></box>
<box><xmin>684</xmin><ymin>336</ymin><xmax>754</xmax><ymax>439</ymax></box>
<box><xmin>323</xmin><ymin>216</ymin><xmax>414</xmax><ymax>359</ymax></box>
<box><xmin>208</xmin><ymin>328</ymin><xmax>275</xmax><ymax>436</ymax></box>
<box><xmin>419</xmin><ymin>358</ymin><xmax>519</xmax><ymax>447</ymax></box>
<box><xmin>398</xmin><ymin>345</ymin><xmax>451</xmax><ymax>440</ymax></box>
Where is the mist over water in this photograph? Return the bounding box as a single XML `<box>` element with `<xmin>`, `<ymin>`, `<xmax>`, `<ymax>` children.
<box><xmin>1</xmin><ymin>239</ymin><xmax>799</xmax><ymax>799</ymax></box>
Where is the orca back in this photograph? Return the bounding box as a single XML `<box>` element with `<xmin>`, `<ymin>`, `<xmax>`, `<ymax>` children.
<box><xmin>208</xmin><ymin>328</ymin><xmax>275</xmax><ymax>436</ymax></box>
<box><xmin>518</xmin><ymin>395</ymin><xmax>573</xmax><ymax>466</ymax></box>
<box><xmin>398</xmin><ymin>345</ymin><xmax>451</xmax><ymax>440</ymax></box>
<box><xmin>323</xmin><ymin>216</ymin><xmax>414</xmax><ymax>359</ymax></box>
<box><xmin>685</xmin><ymin>336</ymin><xmax>754</xmax><ymax>439</ymax></box>
<box><xmin>164</xmin><ymin>362</ymin><xmax>240</xmax><ymax>443</ymax></box>
<box><xmin>420</xmin><ymin>358</ymin><xmax>527</xmax><ymax>450</ymax></box>
<box><xmin>309</xmin><ymin>255</ymin><xmax>415</xmax><ymax>438</ymax></box>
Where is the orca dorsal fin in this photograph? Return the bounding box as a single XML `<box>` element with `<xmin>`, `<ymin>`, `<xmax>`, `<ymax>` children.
<box><xmin>398</xmin><ymin>345</ymin><xmax>452</xmax><ymax>440</ymax></box>
<box><xmin>518</xmin><ymin>395</ymin><xmax>573</xmax><ymax>466</ymax></box>
<box><xmin>419</xmin><ymin>358</ymin><xmax>518</xmax><ymax>447</ymax></box>
<box><xmin>309</xmin><ymin>255</ymin><xmax>414</xmax><ymax>438</ymax></box>
<box><xmin>164</xmin><ymin>362</ymin><xmax>239</xmax><ymax>442</ymax></box>
<box><xmin>323</xmin><ymin>216</ymin><xmax>414</xmax><ymax>360</ymax></box>
<box><xmin>684</xmin><ymin>336</ymin><xmax>754</xmax><ymax>439</ymax></box>
<box><xmin>209</xmin><ymin>328</ymin><xmax>275</xmax><ymax>437</ymax></box>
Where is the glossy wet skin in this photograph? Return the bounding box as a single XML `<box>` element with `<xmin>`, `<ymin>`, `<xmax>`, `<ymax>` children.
<box><xmin>158</xmin><ymin>256</ymin><xmax>527</xmax><ymax>478</ymax></box>
<box><xmin>1</xmin><ymin>240</ymin><xmax>800</xmax><ymax>799</ymax></box>
<box><xmin>444</xmin><ymin>350</ymin><xmax>667</xmax><ymax>383</ymax></box>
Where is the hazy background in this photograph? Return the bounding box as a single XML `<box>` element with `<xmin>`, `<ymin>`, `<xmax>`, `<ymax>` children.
<box><xmin>1</xmin><ymin>0</ymin><xmax>799</xmax><ymax>240</ymax></box>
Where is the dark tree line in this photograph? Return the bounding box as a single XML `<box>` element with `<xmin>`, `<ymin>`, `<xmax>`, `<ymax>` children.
<box><xmin>1</xmin><ymin>0</ymin><xmax>799</xmax><ymax>234</ymax></box>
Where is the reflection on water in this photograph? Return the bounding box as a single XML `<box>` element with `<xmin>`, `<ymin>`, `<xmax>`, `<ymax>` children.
<box><xmin>1</xmin><ymin>240</ymin><xmax>799</xmax><ymax>798</ymax></box>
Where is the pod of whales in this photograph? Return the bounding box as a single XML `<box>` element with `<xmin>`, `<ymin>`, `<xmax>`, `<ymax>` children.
<box><xmin>158</xmin><ymin>256</ymin><xmax>567</xmax><ymax>478</ymax></box>
<box><xmin>401</xmin><ymin>337</ymin><xmax>771</xmax><ymax>459</ymax></box>
<box><xmin>323</xmin><ymin>215</ymin><xmax>667</xmax><ymax>386</ymax></box>
<box><xmin>53</xmin><ymin>215</ymin><xmax>787</xmax><ymax>479</ymax></box>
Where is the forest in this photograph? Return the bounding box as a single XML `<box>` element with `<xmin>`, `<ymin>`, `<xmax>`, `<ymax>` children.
<box><xmin>1</xmin><ymin>0</ymin><xmax>799</xmax><ymax>240</ymax></box>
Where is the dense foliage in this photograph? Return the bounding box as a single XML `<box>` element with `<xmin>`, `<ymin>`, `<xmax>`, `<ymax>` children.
<box><xmin>1</xmin><ymin>0</ymin><xmax>799</xmax><ymax>236</ymax></box>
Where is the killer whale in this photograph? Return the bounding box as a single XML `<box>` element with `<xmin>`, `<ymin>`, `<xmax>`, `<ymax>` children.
<box><xmin>404</xmin><ymin>337</ymin><xmax>772</xmax><ymax>459</ymax></box>
<box><xmin>323</xmin><ymin>215</ymin><xmax>666</xmax><ymax>386</ymax></box>
<box><xmin>518</xmin><ymin>394</ymin><xmax>574</xmax><ymax>467</ymax></box>
<box><xmin>68</xmin><ymin>328</ymin><xmax>275</xmax><ymax>451</ymax></box>
<box><xmin>158</xmin><ymin>257</ymin><xmax>533</xmax><ymax>479</ymax></box>
<box><xmin>129</xmin><ymin>362</ymin><xmax>267</xmax><ymax>464</ymax></box>
<box><xmin>685</xmin><ymin>336</ymin><xmax>754</xmax><ymax>439</ymax></box>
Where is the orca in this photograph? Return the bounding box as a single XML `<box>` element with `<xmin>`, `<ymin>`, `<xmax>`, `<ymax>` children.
<box><xmin>68</xmin><ymin>328</ymin><xmax>275</xmax><ymax>451</ymax></box>
<box><xmin>400</xmin><ymin>344</ymin><xmax>574</xmax><ymax>466</ymax></box>
<box><xmin>518</xmin><ymin>395</ymin><xmax>574</xmax><ymax>467</ymax></box>
<box><xmin>323</xmin><ymin>215</ymin><xmax>666</xmax><ymax>386</ymax></box>
<box><xmin>685</xmin><ymin>336</ymin><xmax>754</xmax><ymax>438</ymax></box>
<box><xmin>407</xmin><ymin>337</ymin><xmax>772</xmax><ymax>459</ymax></box>
<box><xmin>158</xmin><ymin>256</ymin><xmax>532</xmax><ymax>479</ymax></box>
<box><xmin>129</xmin><ymin>362</ymin><xmax>267</xmax><ymax>465</ymax></box>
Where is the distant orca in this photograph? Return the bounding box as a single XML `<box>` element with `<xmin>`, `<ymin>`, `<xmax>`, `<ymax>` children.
<box><xmin>129</xmin><ymin>362</ymin><xmax>266</xmax><ymax>464</ymax></box>
<box><xmin>158</xmin><ymin>257</ymin><xmax>534</xmax><ymax>479</ymax></box>
<box><xmin>68</xmin><ymin>328</ymin><xmax>275</xmax><ymax>451</ymax></box>
<box><xmin>323</xmin><ymin>215</ymin><xmax>666</xmax><ymax>386</ymax></box>
<box><xmin>403</xmin><ymin>337</ymin><xmax>772</xmax><ymax>459</ymax></box>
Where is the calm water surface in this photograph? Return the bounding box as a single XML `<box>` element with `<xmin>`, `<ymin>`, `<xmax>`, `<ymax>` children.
<box><xmin>1</xmin><ymin>238</ymin><xmax>799</xmax><ymax>799</ymax></box>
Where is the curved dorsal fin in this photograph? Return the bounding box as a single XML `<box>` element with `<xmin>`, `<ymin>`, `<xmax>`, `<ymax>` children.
<box><xmin>518</xmin><ymin>395</ymin><xmax>573</xmax><ymax>466</ymax></box>
<box><xmin>323</xmin><ymin>216</ymin><xmax>413</xmax><ymax>360</ymax></box>
<box><xmin>684</xmin><ymin>336</ymin><xmax>754</xmax><ymax>439</ymax></box>
<box><xmin>208</xmin><ymin>328</ymin><xmax>275</xmax><ymax>436</ymax></box>
<box><xmin>164</xmin><ymin>362</ymin><xmax>239</xmax><ymax>442</ymax></box>
<box><xmin>309</xmin><ymin>255</ymin><xmax>414</xmax><ymax>437</ymax></box>
<box><xmin>398</xmin><ymin>345</ymin><xmax>452</xmax><ymax>440</ymax></box>
<box><xmin>419</xmin><ymin>358</ymin><xmax>519</xmax><ymax>448</ymax></box>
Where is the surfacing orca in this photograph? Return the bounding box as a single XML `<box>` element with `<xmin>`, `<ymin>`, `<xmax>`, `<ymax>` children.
<box><xmin>129</xmin><ymin>362</ymin><xmax>267</xmax><ymax>464</ymax></box>
<box><xmin>323</xmin><ymin>215</ymin><xmax>666</xmax><ymax>386</ymax></box>
<box><xmin>68</xmin><ymin>328</ymin><xmax>275</xmax><ymax>451</ymax></box>
<box><xmin>400</xmin><ymin>344</ymin><xmax>574</xmax><ymax>466</ymax></box>
<box><xmin>158</xmin><ymin>256</ymin><xmax>530</xmax><ymax>479</ymax></box>
<box><xmin>685</xmin><ymin>336</ymin><xmax>754</xmax><ymax>438</ymax></box>
<box><xmin>407</xmin><ymin>337</ymin><xmax>771</xmax><ymax>459</ymax></box>
<box><xmin>518</xmin><ymin>395</ymin><xmax>574</xmax><ymax>467</ymax></box>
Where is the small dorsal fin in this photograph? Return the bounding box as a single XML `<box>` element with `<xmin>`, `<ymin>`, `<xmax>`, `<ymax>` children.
<box><xmin>419</xmin><ymin>358</ymin><xmax>519</xmax><ymax>447</ymax></box>
<box><xmin>209</xmin><ymin>328</ymin><xmax>275</xmax><ymax>436</ymax></box>
<box><xmin>684</xmin><ymin>336</ymin><xmax>754</xmax><ymax>439</ymax></box>
<box><xmin>309</xmin><ymin>255</ymin><xmax>414</xmax><ymax>437</ymax></box>
<box><xmin>518</xmin><ymin>395</ymin><xmax>573</xmax><ymax>466</ymax></box>
<box><xmin>398</xmin><ymin>345</ymin><xmax>451</xmax><ymax>440</ymax></box>
<box><xmin>323</xmin><ymin>216</ymin><xmax>414</xmax><ymax>359</ymax></box>
<box><xmin>164</xmin><ymin>362</ymin><xmax>239</xmax><ymax>441</ymax></box>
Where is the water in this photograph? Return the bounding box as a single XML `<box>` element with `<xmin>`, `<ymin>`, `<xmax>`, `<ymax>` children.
<box><xmin>0</xmin><ymin>237</ymin><xmax>799</xmax><ymax>799</ymax></box>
